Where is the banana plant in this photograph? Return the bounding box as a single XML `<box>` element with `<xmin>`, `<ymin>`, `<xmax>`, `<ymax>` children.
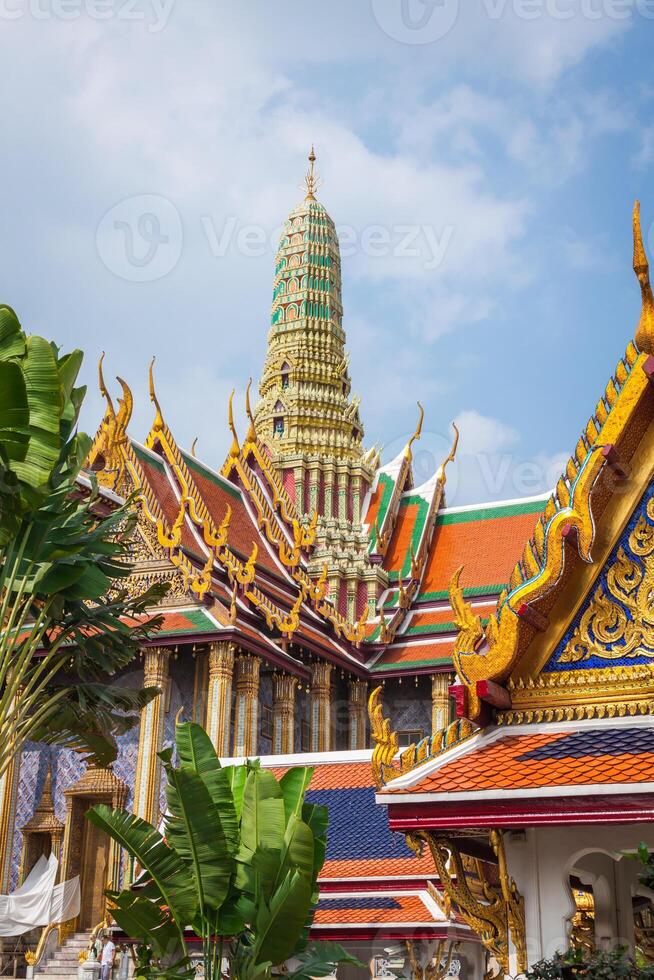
<box><xmin>0</xmin><ymin>304</ymin><xmax>167</xmax><ymax>775</ymax></box>
<box><xmin>88</xmin><ymin>722</ymin><xmax>361</xmax><ymax>980</ymax></box>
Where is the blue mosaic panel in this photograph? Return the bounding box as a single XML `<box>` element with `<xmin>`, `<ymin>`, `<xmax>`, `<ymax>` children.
<box><xmin>546</xmin><ymin>477</ymin><xmax>654</xmax><ymax>672</ymax></box>
<box><xmin>517</xmin><ymin>727</ymin><xmax>654</xmax><ymax>761</ymax></box>
<box><xmin>317</xmin><ymin>897</ymin><xmax>401</xmax><ymax>911</ymax></box>
<box><xmin>305</xmin><ymin>786</ymin><xmax>414</xmax><ymax>861</ymax></box>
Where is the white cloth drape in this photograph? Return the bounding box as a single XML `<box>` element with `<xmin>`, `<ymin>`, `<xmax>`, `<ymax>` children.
<box><xmin>0</xmin><ymin>854</ymin><xmax>80</xmax><ymax>937</ymax></box>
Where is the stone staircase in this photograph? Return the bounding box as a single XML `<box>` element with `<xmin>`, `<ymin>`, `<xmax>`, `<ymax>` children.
<box><xmin>35</xmin><ymin>931</ymin><xmax>92</xmax><ymax>980</ymax></box>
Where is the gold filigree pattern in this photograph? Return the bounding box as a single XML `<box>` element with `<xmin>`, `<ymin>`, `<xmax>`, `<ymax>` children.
<box><xmin>559</xmin><ymin>491</ymin><xmax>654</xmax><ymax>664</ymax></box>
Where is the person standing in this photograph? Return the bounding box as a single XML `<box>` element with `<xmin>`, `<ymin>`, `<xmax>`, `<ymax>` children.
<box><xmin>100</xmin><ymin>935</ymin><xmax>116</xmax><ymax>980</ymax></box>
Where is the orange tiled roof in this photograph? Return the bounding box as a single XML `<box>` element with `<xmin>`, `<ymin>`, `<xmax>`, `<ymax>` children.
<box><xmin>420</xmin><ymin>500</ymin><xmax>547</xmax><ymax>599</ymax></box>
<box><xmin>384</xmin><ymin>725</ymin><xmax>654</xmax><ymax>796</ymax></box>
<box><xmin>384</xmin><ymin>500</ymin><xmax>422</xmax><ymax>575</ymax></box>
<box><xmin>371</xmin><ymin>639</ymin><xmax>455</xmax><ymax>672</ymax></box>
<box><xmin>319</xmin><ymin>855</ymin><xmax>436</xmax><ymax>879</ymax></box>
<box><xmin>314</xmin><ymin>894</ymin><xmax>436</xmax><ymax>925</ymax></box>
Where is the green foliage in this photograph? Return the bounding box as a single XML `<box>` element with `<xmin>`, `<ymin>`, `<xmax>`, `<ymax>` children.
<box><xmin>526</xmin><ymin>947</ymin><xmax>654</xmax><ymax>979</ymax></box>
<box><xmin>0</xmin><ymin>304</ymin><xmax>166</xmax><ymax>773</ymax></box>
<box><xmin>88</xmin><ymin>722</ymin><xmax>360</xmax><ymax>980</ymax></box>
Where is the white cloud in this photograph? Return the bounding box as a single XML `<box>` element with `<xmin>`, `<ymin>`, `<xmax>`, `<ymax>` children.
<box><xmin>453</xmin><ymin>409</ymin><xmax>520</xmax><ymax>456</ymax></box>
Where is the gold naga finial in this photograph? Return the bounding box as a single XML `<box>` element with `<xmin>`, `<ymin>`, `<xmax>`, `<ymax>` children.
<box><xmin>191</xmin><ymin>437</ymin><xmax>198</xmax><ymax>458</ymax></box>
<box><xmin>633</xmin><ymin>200</ymin><xmax>654</xmax><ymax>354</ymax></box>
<box><xmin>368</xmin><ymin>686</ymin><xmax>400</xmax><ymax>788</ymax></box>
<box><xmin>305</xmin><ymin>145</ymin><xmax>319</xmax><ymax>202</ymax></box>
<box><xmin>437</xmin><ymin>422</ymin><xmax>460</xmax><ymax>483</ymax></box>
<box><xmin>114</xmin><ymin>376</ymin><xmax>133</xmax><ymax>441</ymax></box>
<box><xmin>228</xmin><ymin>389</ymin><xmax>240</xmax><ymax>457</ymax></box>
<box><xmin>404</xmin><ymin>401</ymin><xmax>424</xmax><ymax>463</ymax></box>
<box><xmin>149</xmin><ymin>357</ymin><xmax>164</xmax><ymax>433</ymax></box>
<box><xmin>98</xmin><ymin>351</ymin><xmax>115</xmax><ymax>418</ymax></box>
<box><xmin>245</xmin><ymin>378</ymin><xmax>256</xmax><ymax>443</ymax></box>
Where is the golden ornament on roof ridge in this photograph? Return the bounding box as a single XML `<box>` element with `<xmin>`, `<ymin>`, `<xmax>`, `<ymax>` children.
<box><xmin>633</xmin><ymin>200</ymin><xmax>654</xmax><ymax>354</ymax></box>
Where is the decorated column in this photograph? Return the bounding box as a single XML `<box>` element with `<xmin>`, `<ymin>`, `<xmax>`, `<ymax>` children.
<box><xmin>337</xmin><ymin>471</ymin><xmax>348</xmax><ymax>521</ymax></box>
<box><xmin>205</xmin><ymin>641</ymin><xmax>235</xmax><ymax>756</ymax></box>
<box><xmin>0</xmin><ymin>684</ymin><xmax>23</xmax><ymax>892</ymax></box>
<box><xmin>0</xmin><ymin>751</ymin><xmax>21</xmax><ymax>893</ymax></box>
<box><xmin>310</xmin><ymin>661</ymin><xmax>333</xmax><ymax>752</ymax></box>
<box><xmin>348</xmin><ymin>679</ymin><xmax>368</xmax><ymax>750</ymax></box>
<box><xmin>432</xmin><ymin>672</ymin><xmax>454</xmax><ymax>732</ymax></box>
<box><xmin>323</xmin><ymin>466</ymin><xmax>335</xmax><ymax>520</ymax></box>
<box><xmin>232</xmin><ymin>655</ymin><xmax>261</xmax><ymax>757</ymax></box>
<box><xmin>294</xmin><ymin>465</ymin><xmax>306</xmax><ymax>516</ymax></box>
<box><xmin>272</xmin><ymin>674</ymin><xmax>297</xmax><ymax>754</ymax></box>
<box><xmin>133</xmin><ymin>646</ymin><xmax>170</xmax><ymax>824</ymax></box>
<box><xmin>346</xmin><ymin>576</ymin><xmax>357</xmax><ymax>622</ymax></box>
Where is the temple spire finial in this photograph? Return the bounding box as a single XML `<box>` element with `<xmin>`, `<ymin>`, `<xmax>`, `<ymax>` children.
<box><xmin>245</xmin><ymin>378</ymin><xmax>256</xmax><ymax>443</ymax></box>
<box><xmin>98</xmin><ymin>351</ymin><xmax>115</xmax><ymax>419</ymax></box>
<box><xmin>305</xmin><ymin>145</ymin><xmax>318</xmax><ymax>202</ymax></box>
<box><xmin>148</xmin><ymin>357</ymin><xmax>164</xmax><ymax>433</ymax></box>
<box><xmin>633</xmin><ymin>200</ymin><xmax>654</xmax><ymax>354</ymax></box>
<box><xmin>228</xmin><ymin>389</ymin><xmax>240</xmax><ymax>458</ymax></box>
<box><xmin>405</xmin><ymin>401</ymin><xmax>424</xmax><ymax>463</ymax></box>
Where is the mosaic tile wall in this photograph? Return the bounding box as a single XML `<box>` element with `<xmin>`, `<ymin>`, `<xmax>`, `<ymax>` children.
<box><xmin>388</xmin><ymin>676</ymin><xmax>431</xmax><ymax>742</ymax></box>
<box><xmin>9</xmin><ymin>667</ymin><xmax>145</xmax><ymax>890</ymax></box>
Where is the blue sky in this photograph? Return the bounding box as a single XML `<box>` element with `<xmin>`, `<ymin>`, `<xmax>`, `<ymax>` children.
<box><xmin>1</xmin><ymin>0</ymin><xmax>652</xmax><ymax>505</ymax></box>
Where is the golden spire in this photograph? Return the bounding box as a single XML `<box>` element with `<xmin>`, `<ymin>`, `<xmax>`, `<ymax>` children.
<box><xmin>405</xmin><ymin>401</ymin><xmax>424</xmax><ymax>463</ymax></box>
<box><xmin>633</xmin><ymin>200</ymin><xmax>654</xmax><ymax>354</ymax></box>
<box><xmin>437</xmin><ymin>422</ymin><xmax>460</xmax><ymax>484</ymax></box>
<box><xmin>98</xmin><ymin>352</ymin><xmax>115</xmax><ymax>419</ymax></box>
<box><xmin>149</xmin><ymin>357</ymin><xmax>164</xmax><ymax>432</ymax></box>
<box><xmin>228</xmin><ymin>389</ymin><xmax>240</xmax><ymax>457</ymax></box>
<box><xmin>244</xmin><ymin>378</ymin><xmax>256</xmax><ymax>443</ymax></box>
<box><xmin>305</xmin><ymin>145</ymin><xmax>318</xmax><ymax>202</ymax></box>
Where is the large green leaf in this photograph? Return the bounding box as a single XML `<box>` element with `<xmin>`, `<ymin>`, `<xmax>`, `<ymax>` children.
<box><xmin>252</xmin><ymin>869</ymin><xmax>313</xmax><ymax>966</ymax></box>
<box><xmin>286</xmin><ymin>942</ymin><xmax>365</xmax><ymax>980</ymax></box>
<box><xmin>11</xmin><ymin>334</ymin><xmax>63</xmax><ymax>490</ymax></box>
<box><xmin>106</xmin><ymin>889</ymin><xmax>191</xmax><ymax>976</ymax></box>
<box><xmin>174</xmin><ymin>722</ymin><xmax>238</xmax><ymax>855</ymax></box>
<box><xmin>280</xmin><ymin>767</ymin><xmax>314</xmax><ymax>823</ymax></box>
<box><xmin>239</xmin><ymin>769</ymin><xmax>286</xmax><ymax>858</ymax></box>
<box><xmin>86</xmin><ymin>805</ymin><xmax>196</xmax><ymax>924</ymax></box>
<box><xmin>163</xmin><ymin>764</ymin><xmax>234</xmax><ymax>915</ymax></box>
<box><xmin>0</xmin><ymin>361</ymin><xmax>29</xmax><ymax>461</ymax></box>
<box><xmin>0</xmin><ymin>305</ymin><xmax>26</xmax><ymax>359</ymax></box>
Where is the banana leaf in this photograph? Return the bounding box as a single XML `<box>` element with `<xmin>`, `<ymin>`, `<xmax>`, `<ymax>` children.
<box><xmin>86</xmin><ymin>805</ymin><xmax>197</xmax><ymax>925</ymax></box>
<box><xmin>106</xmin><ymin>890</ymin><xmax>192</xmax><ymax>978</ymax></box>
<box><xmin>251</xmin><ymin>868</ymin><xmax>313</xmax><ymax>966</ymax></box>
<box><xmin>174</xmin><ymin>722</ymin><xmax>239</xmax><ymax>854</ymax></box>
<box><xmin>162</xmin><ymin>763</ymin><xmax>234</xmax><ymax>916</ymax></box>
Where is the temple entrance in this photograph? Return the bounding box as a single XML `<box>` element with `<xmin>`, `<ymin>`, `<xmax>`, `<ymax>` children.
<box><xmin>61</xmin><ymin>766</ymin><xmax>128</xmax><ymax>933</ymax></box>
<box><xmin>77</xmin><ymin>797</ymin><xmax>111</xmax><ymax>930</ymax></box>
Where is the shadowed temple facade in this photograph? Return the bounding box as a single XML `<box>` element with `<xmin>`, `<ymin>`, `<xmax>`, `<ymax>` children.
<box><xmin>3</xmin><ymin>156</ymin><xmax>654</xmax><ymax>979</ymax></box>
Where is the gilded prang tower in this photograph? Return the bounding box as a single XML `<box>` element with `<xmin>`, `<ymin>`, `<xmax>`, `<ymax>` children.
<box><xmin>254</xmin><ymin>150</ymin><xmax>385</xmax><ymax>620</ymax></box>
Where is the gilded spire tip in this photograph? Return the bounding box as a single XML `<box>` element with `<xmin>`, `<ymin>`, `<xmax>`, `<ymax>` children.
<box><xmin>633</xmin><ymin>200</ymin><xmax>654</xmax><ymax>355</ymax></box>
<box><xmin>245</xmin><ymin>377</ymin><xmax>256</xmax><ymax>443</ymax></box>
<box><xmin>305</xmin><ymin>145</ymin><xmax>319</xmax><ymax>202</ymax></box>
<box><xmin>405</xmin><ymin>401</ymin><xmax>424</xmax><ymax>463</ymax></box>
<box><xmin>98</xmin><ymin>351</ymin><xmax>115</xmax><ymax>418</ymax></box>
<box><xmin>148</xmin><ymin>356</ymin><xmax>164</xmax><ymax>432</ymax></box>
<box><xmin>228</xmin><ymin>388</ymin><xmax>239</xmax><ymax>457</ymax></box>
<box><xmin>437</xmin><ymin>422</ymin><xmax>460</xmax><ymax>485</ymax></box>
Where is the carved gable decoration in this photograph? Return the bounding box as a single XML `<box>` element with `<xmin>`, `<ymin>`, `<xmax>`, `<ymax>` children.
<box><xmin>546</xmin><ymin>478</ymin><xmax>654</xmax><ymax>672</ymax></box>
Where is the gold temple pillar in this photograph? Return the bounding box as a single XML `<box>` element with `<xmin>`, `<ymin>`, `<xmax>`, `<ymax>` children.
<box><xmin>232</xmin><ymin>655</ymin><xmax>261</xmax><ymax>757</ymax></box>
<box><xmin>432</xmin><ymin>672</ymin><xmax>454</xmax><ymax>732</ymax></box>
<box><xmin>133</xmin><ymin>646</ymin><xmax>170</xmax><ymax>825</ymax></box>
<box><xmin>272</xmin><ymin>673</ymin><xmax>297</xmax><ymax>754</ymax></box>
<box><xmin>308</xmin><ymin>464</ymin><xmax>320</xmax><ymax>516</ymax></box>
<box><xmin>310</xmin><ymin>661</ymin><xmax>333</xmax><ymax>752</ymax></box>
<box><xmin>205</xmin><ymin>641</ymin><xmax>235</xmax><ymax>756</ymax></box>
<box><xmin>294</xmin><ymin>465</ymin><xmax>306</xmax><ymax>516</ymax></box>
<box><xmin>0</xmin><ymin>750</ymin><xmax>21</xmax><ymax>893</ymax></box>
<box><xmin>348</xmin><ymin>679</ymin><xmax>368</xmax><ymax>750</ymax></box>
<box><xmin>351</xmin><ymin>474</ymin><xmax>362</xmax><ymax>524</ymax></box>
<box><xmin>0</xmin><ymin>684</ymin><xmax>23</xmax><ymax>892</ymax></box>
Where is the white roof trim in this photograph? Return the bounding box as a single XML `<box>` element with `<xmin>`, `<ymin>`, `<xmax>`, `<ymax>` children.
<box><xmin>220</xmin><ymin>747</ymin><xmax>373</xmax><ymax>767</ymax></box>
<box><xmin>379</xmin><ymin>780</ymin><xmax>654</xmax><ymax>805</ymax></box>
